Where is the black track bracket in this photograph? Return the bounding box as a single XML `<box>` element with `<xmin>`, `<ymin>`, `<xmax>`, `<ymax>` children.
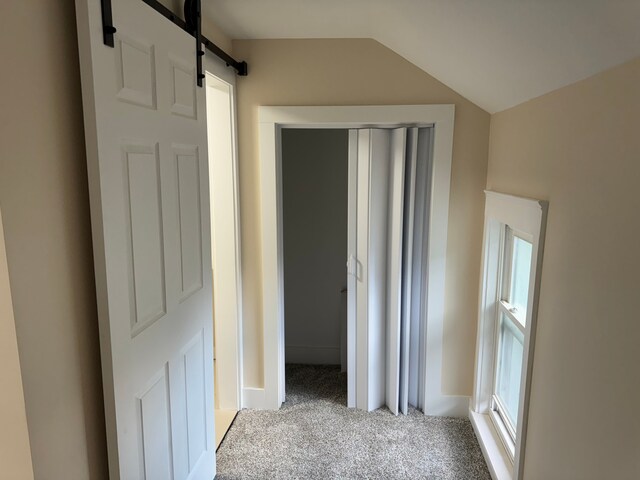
<box><xmin>100</xmin><ymin>0</ymin><xmax>116</xmax><ymax>47</ymax></box>
<box><xmin>144</xmin><ymin>0</ymin><xmax>248</xmax><ymax>78</ymax></box>
<box><xmin>99</xmin><ymin>1</ymin><xmax>248</xmax><ymax>82</ymax></box>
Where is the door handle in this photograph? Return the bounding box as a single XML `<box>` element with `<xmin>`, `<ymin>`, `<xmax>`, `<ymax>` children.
<box><xmin>346</xmin><ymin>255</ymin><xmax>357</xmax><ymax>276</ymax></box>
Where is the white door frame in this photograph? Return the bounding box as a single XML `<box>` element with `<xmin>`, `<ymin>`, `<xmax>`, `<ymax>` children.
<box><xmin>258</xmin><ymin>105</ymin><xmax>467</xmax><ymax>415</ymax></box>
<box><xmin>204</xmin><ymin>55</ymin><xmax>244</xmax><ymax>411</ymax></box>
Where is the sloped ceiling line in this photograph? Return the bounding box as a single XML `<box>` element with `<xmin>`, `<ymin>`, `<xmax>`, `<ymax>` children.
<box><xmin>203</xmin><ymin>0</ymin><xmax>640</xmax><ymax>113</ymax></box>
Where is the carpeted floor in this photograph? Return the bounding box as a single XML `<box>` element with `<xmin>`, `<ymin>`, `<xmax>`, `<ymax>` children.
<box><xmin>216</xmin><ymin>364</ymin><xmax>491</xmax><ymax>479</ymax></box>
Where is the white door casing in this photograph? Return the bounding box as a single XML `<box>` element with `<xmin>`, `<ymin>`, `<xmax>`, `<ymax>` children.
<box><xmin>258</xmin><ymin>105</ymin><xmax>460</xmax><ymax>415</ymax></box>
<box><xmin>76</xmin><ymin>1</ymin><xmax>215</xmax><ymax>479</ymax></box>
<box><xmin>205</xmin><ymin>68</ymin><xmax>243</xmax><ymax>412</ymax></box>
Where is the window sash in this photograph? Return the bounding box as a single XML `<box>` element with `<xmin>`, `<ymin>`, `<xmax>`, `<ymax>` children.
<box><xmin>500</xmin><ymin>227</ymin><xmax>532</xmax><ymax>326</ymax></box>
<box><xmin>489</xmin><ymin>224</ymin><xmax>529</xmax><ymax>460</ymax></box>
<box><xmin>489</xmin><ymin>396</ymin><xmax>516</xmax><ymax>460</ymax></box>
<box><xmin>492</xmin><ymin>309</ymin><xmax>524</xmax><ymax>439</ymax></box>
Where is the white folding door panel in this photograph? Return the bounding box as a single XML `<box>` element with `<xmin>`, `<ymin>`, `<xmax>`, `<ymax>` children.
<box><xmin>398</xmin><ymin>128</ymin><xmax>419</xmax><ymax>415</ymax></box>
<box><xmin>350</xmin><ymin>128</ymin><xmax>406</xmax><ymax>412</ymax></box>
<box><xmin>385</xmin><ymin>129</ymin><xmax>408</xmax><ymax>415</ymax></box>
<box><xmin>76</xmin><ymin>1</ymin><xmax>214</xmax><ymax>479</ymax></box>
<box><xmin>408</xmin><ymin>128</ymin><xmax>433</xmax><ymax>409</ymax></box>
<box><xmin>351</xmin><ymin>129</ymin><xmax>389</xmax><ymax>411</ymax></box>
<box><xmin>347</xmin><ymin>131</ymin><xmax>358</xmax><ymax>408</ymax></box>
<box><xmin>349</xmin><ymin>127</ymin><xmax>433</xmax><ymax>414</ymax></box>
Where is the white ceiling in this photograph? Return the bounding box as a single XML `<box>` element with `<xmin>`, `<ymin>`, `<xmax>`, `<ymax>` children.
<box><xmin>203</xmin><ymin>0</ymin><xmax>640</xmax><ymax>113</ymax></box>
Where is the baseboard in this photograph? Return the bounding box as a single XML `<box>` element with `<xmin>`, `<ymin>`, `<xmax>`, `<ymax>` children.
<box><xmin>242</xmin><ymin>387</ymin><xmax>266</xmax><ymax>409</ymax></box>
<box><xmin>424</xmin><ymin>394</ymin><xmax>470</xmax><ymax>417</ymax></box>
<box><xmin>285</xmin><ymin>345</ymin><xmax>340</xmax><ymax>365</ymax></box>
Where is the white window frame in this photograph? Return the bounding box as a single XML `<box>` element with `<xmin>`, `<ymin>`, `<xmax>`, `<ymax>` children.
<box><xmin>490</xmin><ymin>226</ymin><xmax>530</xmax><ymax>454</ymax></box>
<box><xmin>470</xmin><ymin>191</ymin><xmax>548</xmax><ymax>480</ymax></box>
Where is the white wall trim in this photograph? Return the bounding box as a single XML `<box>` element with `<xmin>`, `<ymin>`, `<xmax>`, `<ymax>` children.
<box><xmin>205</xmin><ymin>58</ymin><xmax>244</xmax><ymax>410</ymax></box>
<box><xmin>259</xmin><ymin>105</ymin><xmax>457</xmax><ymax>412</ymax></box>
<box><xmin>242</xmin><ymin>387</ymin><xmax>266</xmax><ymax>409</ymax></box>
<box><xmin>416</xmin><ymin>109</ymin><xmax>470</xmax><ymax>418</ymax></box>
<box><xmin>471</xmin><ymin>190</ymin><xmax>548</xmax><ymax>479</ymax></box>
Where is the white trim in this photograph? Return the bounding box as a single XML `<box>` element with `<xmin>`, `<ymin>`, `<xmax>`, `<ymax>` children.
<box><xmin>204</xmin><ymin>60</ymin><xmax>244</xmax><ymax>411</ymax></box>
<box><xmin>259</xmin><ymin>105</ymin><xmax>455</xmax><ymax>128</ymax></box>
<box><xmin>419</xmin><ymin>114</ymin><xmax>470</xmax><ymax>417</ymax></box>
<box><xmin>242</xmin><ymin>387</ymin><xmax>265</xmax><ymax>409</ymax></box>
<box><xmin>472</xmin><ymin>191</ymin><xmax>548</xmax><ymax>479</ymax></box>
<box><xmin>285</xmin><ymin>345</ymin><xmax>341</xmax><ymax>365</ymax></box>
<box><xmin>258</xmin><ymin>105</ymin><xmax>459</xmax><ymax>413</ymax></box>
<box><xmin>470</xmin><ymin>410</ymin><xmax>514</xmax><ymax>480</ymax></box>
<box><xmin>204</xmin><ymin>52</ymin><xmax>237</xmax><ymax>86</ymax></box>
<box><xmin>489</xmin><ymin>401</ymin><xmax>516</xmax><ymax>459</ymax></box>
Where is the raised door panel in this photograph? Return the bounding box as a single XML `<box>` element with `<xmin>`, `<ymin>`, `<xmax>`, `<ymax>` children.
<box><xmin>184</xmin><ymin>332</ymin><xmax>207</xmax><ymax>470</ymax></box>
<box><xmin>123</xmin><ymin>143</ymin><xmax>167</xmax><ymax>337</ymax></box>
<box><xmin>115</xmin><ymin>35</ymin><xmax>157</xmax><ymax>109</ymax></box>
<box><xmin>174</xmin><ymin>145</ymin><xmax>204</xmax><ymax>301</ymax></box>
<box><xmin>170</xmin><ymin>56</ymin><xmax>197</xmax><ymax>119</ymax></box>
<box><xmin>137</xmin><ymin>366</ymin><xmax>173</xmax><ymax>480</ymax></box>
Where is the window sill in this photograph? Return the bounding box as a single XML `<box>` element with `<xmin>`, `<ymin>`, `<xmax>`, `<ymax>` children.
<box><xmin>469</xmin><ymin>409</ymin><xmax>513</xmax><ymax>480</ymax></box>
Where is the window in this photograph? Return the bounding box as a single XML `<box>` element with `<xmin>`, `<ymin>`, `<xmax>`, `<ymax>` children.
<box><xmin>490</xmin><ymin>228</ymin><xmax>533</xmax><ymax>453</ymax></box>
<box><xmin>470</xmin><ymin>191</ymin><xmax>547</xmax><ymax>480</ymax></box>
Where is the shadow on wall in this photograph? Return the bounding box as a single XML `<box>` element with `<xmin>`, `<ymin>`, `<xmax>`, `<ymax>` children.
<box><xmin>282</xmin><ymin>128</ymin><xmax>349</xmax><ymax>366</ymax></box>
<box><xmin>0</xmin><ymin>1</ymin><xmax>108</xmax><ymax>478</ymax></box>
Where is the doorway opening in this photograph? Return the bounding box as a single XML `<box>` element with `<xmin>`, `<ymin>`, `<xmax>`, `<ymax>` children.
<box><xmin>281</xmin><ymin>128</ymin><xmax>349</xmax><ymax>405</ymax></box>
<box><xmin>205</xmin><ymin>68</ymin><xmax>243</xmax><ymax>447</ymax></box>
<box><xmin>279</xmin><ymin>125</ymin><xmax>434</xmax><ymax>413</ymax></box>
<box><xmin>259</xmin><ymin>106</ymin><xmax>468</xmax><ymax>417</ymax></box>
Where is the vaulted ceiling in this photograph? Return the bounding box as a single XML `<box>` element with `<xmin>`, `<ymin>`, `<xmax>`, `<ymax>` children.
<box><xmin>204</xmin><ymin>0</ymin><xmax>640</xmax><ymax>113</ymax></box>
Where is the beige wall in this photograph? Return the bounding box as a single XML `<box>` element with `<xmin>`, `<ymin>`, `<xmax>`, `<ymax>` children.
<box><xmin>0</xmin><ymin>2</ymin><xmax>107</xmax><ymax>479</ymax></box>
<box><xmin>487</xmin><ymin>57</ymin><xmax>640</xmax><ymax>479</ymax></box>
<box><xmin>0</xmin><ymin>208</ymin><xmax>34</xmax><ymax>480</ymax></box>
<box><xmin>233</xmin><ymin>39</ymin><xmax>490</xmax><ymax>392</ymax></box>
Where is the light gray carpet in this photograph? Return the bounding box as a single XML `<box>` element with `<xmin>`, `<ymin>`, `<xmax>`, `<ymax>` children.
<box><xmin>216</xmin><ymin>365</ymin><xmax>491</xmax><ymax>479</ymax></box>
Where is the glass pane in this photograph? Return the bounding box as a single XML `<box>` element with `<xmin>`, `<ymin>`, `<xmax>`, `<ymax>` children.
<box><xmin>509</xmin><ymin>235</ymin><xmax>533</xmax><ymax>318</ymax></box>
<box><xmin>495</xmin><ymin>313</ymin><xmax>525</xmax><ymax>429</ymax></box>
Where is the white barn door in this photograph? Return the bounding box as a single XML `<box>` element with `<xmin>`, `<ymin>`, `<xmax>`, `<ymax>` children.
<box><xmin>75</xmin><ymin>1</ymin><xmax>215</xmax><ymax>479</ymax></box>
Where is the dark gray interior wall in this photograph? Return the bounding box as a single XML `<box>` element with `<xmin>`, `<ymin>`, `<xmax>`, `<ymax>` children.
<box><xmin>282</xmin><ymin>129</ymin><xmax>348</xmax><ymax>364</ymax></box>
